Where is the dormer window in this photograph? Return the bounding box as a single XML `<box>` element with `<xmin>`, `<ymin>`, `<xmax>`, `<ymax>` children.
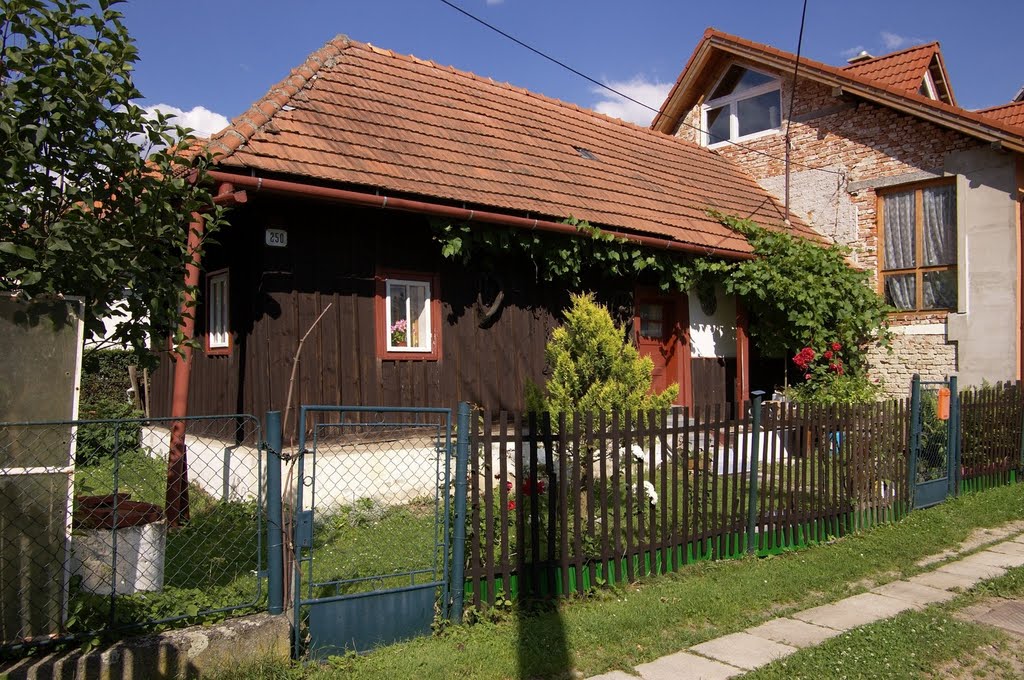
<box><xmin>701</xmin><ymin>65</ymin><xmax>781</xmax><ymax>146</ymax></box>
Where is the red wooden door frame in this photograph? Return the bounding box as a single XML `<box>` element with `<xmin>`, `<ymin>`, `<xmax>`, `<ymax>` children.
<box><xmin>634</xmin><ymin>287</ymin><xmax>692</xmax><ymax>407</ymax></box>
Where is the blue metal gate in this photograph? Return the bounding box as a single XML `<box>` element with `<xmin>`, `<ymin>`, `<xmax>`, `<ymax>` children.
<box><xmin>292</xmin><ymin>406</ymin><xmax>455</xmax><ymax>659</ymax></box>
<box><xmin>909</xmin><ymin>375</ymin><xmax>961</xmax><ymax>509</ymax></box>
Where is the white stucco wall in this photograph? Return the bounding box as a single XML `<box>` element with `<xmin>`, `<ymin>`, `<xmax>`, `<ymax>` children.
<box><xmin>688</xmin><ymin>287</ymin><xmax>736</xmax><ymax>359</ymax></box>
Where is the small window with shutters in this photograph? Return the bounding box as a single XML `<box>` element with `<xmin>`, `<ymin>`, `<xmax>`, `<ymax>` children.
<box><xmin>206</xmin><ymin>269</ymin><xmax>231</xmax><ymax>354</ymax></box>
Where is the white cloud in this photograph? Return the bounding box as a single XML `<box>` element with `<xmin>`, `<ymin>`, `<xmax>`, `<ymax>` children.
<box><xmin>841</xmin><ymin>45</ymin><xmax>866</xmax><ymax>59</ymax></box>
<box><xmin>880</xmin><ymin>31</ymin><xmax>924</xmax><ymax>51</ymax></box>
<box><xmin>590</xmin><ymin>76</ymin><xmax>672</xmax><ymax>126</ymax></box>
<box><xmin>144</xmin><ymin>104</ymin><xmax>230</xmax><ymax>138</ymax></box>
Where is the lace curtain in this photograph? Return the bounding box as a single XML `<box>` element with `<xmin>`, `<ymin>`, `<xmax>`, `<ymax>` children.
<box><xmin>883</xmin><ymin>185</ymin><xmax>956</xmax><ymax>311</ymax></box>
<box><xmin>883</xmin><ymin>191</ymin><xmax>915</xmax><ymax>309</ymax></box>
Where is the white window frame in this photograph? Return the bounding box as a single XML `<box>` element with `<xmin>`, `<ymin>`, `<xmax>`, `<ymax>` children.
<box><xmin>385</xmin><ymin>277</ymin><xmax>432</xmax><ymax>353</ymax></box>
<box><xmin>701</xmin><ymin>64</ymin><xmax>782</xmax><ymax>148</ymax></box>
<box><xmin>207</xmin><ymin>270</ymin><xmax>230</xmax><ymax>351</ymax></box>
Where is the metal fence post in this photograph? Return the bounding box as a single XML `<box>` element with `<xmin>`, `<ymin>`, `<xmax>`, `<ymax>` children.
<box><xmin>947</xmin><ymin>376</ymin><xmax>959</xmax><ymax>497</ymax></box>
<box><xmin>450</xmin><ymin>402</ymin><xmax>471</xmax><ymax>624</ymax></box>
<box><xmin>265</xmin><ymin>410</ymin><xmax>284</xmax><ymax>616</ymax></box>
<box><xmin>909</xmin><ymin>373</ymin><xmax>922</xmax><ymax>510</ymax></box>
<box><xmin>746</xmin><ymin>391</ymin><xmax>764</xmax><ymax>555</ymax></box>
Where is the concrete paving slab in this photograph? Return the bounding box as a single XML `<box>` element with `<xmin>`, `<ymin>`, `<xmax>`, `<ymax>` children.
<box><xmin>1012</xmin><ymin>533</ymin><xmax>1024</xmax><ymax>545</ymax></box>
<box><xmin>588</xmin><ymin>671</ymin><xmax>638</xmax><ymax>680</ymax></box>
<box><xmin>635</xmin><ymin>651</ymin><xmax>741</xmax><ymax>680</ymax></box>
<box><xmin>987</xmin><ymin>541</ymin><xmax>1024</xmax><ymax>557</ymax></box>
<box><xmin>936</xmin><ymin>560</ymin><xmax>1006</xmax><ymax>581</ymax></box>
<box><xmin>916</xmin><ymin>550</ymin><xmax>956</xmax><ymax>568</ymax></box>
<box><xmin>689</xmin><ymin>632</ymin><xmax>797</xmax><ymax>671</ymax></box>
<box><xmin>792</xmin><ymin>592</ymin><xmax>919</xmax><ymax>631</ymax></box>
<box><xmin>871</xmin><ymin>580</ymin><xmax>958</xmax><ymax>605</ymax></box>
<box><xmin>909</xmin><ymin>569</ymin><xmax>983</xmax><ymax>591</ymax></box>
<box><xmin>974</xmin><ymin>550</ymin><xmax>1024</xmax><ymax>569</ymax></box>
<box><xmin>745</xmin><ymin>617</ymin><xmax>842</xmax><ymax>649</ymax></box>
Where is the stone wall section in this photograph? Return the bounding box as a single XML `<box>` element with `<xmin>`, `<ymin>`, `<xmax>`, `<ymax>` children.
<box><xmin>674</xmin><ymin>64</ymin><xmax>981</xmax><ymax>392</ymax></box>
<box><xmin>866</xmin><ymin>331</ymin><xmax>959</xmax><ymax>398</ymax></box>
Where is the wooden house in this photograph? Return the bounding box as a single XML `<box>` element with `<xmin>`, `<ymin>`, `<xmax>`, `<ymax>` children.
<box><xmin>150</xmin><ymin>35</ymin><xmax>813</xmax><ymax>421</ymax></box>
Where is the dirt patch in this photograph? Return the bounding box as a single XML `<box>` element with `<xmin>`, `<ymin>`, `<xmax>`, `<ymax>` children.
<box><xmin>938</xmin><ymin>597</ymin><xmax>1024</xmax><ymax>678</ymax></box>
<box><xmin>933</xmin><ymin>637</ymin><xmax>1024</xmax><ymax>679</ymax></box>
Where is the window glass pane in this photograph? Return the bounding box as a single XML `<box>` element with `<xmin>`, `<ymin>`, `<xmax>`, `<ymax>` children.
<box><xmin>208</xmin><ymin>274</ymin><xmax>229</xmax><ymax>348</ymax></box>
<box><xmin>706</xmin><ymin>105</ymin><xmax>730</xmax><ymax>144</ymax></box>
<box><xmin>737</xmin><ymin>90</ymin><xmax>781</xmax><ymax>137</ymax></box>
<box><xmin>923</xmin><ymin>270</ymin><xmax>957</xmax><ymax>309</ymax></box>
<box><xmin>639</xmin><ymin>303</ymin><xmax>664</xmax><ymax>339</ymax></box>
<box><xmin>710</xmin><ymin>65</ymin><xmax>774</xmax><ymax>100</ymax></box>
<box><xmin>922</xmin><ymin>185</ymin><xmax>956</xmax><ymax>266</ymax></box>
<box><xmin>389</xmin><ymin>283</ymin><xmax>409</xmax><ymax>348</ymax></box>
<box><xmin>883</xmin><ymin>274</ymin><xmax>916</xmax><ymax>310</ymax></box>
<box><xmin>409</xmin><ymin>283</ymin><xmax>429</xmax><ymax>349</ymax></box>
<box><xmin>883</xmin><ymin>191</ymin><xmax>916</xmax><ymax>270</ymax></box>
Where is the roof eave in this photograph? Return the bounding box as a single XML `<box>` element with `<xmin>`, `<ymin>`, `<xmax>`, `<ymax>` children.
<box><xmin>664</xmin><ymin>36</ymin><xmax>1024</xmax><ymax>155</ymax></box>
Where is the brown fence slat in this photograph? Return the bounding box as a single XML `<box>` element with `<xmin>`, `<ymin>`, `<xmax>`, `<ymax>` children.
<box><xmin>469</xmin><ymin>410</ymin><xmax>482</xmax><ymax>608</ymax></box>
<box><xmin>497</xmin><ymin>411</ymin><xmax>510</xmax><ymax>599</ymax></box>
<box><xmin>482</xmin><ymin>410</ymin><xmax>495</xmax><ymax>605</ymax></box>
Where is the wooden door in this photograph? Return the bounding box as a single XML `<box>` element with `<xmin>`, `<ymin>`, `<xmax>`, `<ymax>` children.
<box><xmin>635</xmin><ymin>293</ymin><xmax>688</xmax><ymax>404</ymax></box>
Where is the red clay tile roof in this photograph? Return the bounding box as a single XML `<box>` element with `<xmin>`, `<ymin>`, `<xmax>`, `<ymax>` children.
<box><xmin>653</xmin><ymin>29</ymin><xmax>1024</xmax><ymax>153</ymax></box>
<box><xmin>978</xmin><ymin>101</ymin><xmax>1024</xmax><ymax>129</ymax></box>
<box><xmin>207</xmin><ymin>35</ymin><xmax>816</xmax><ymax>257</ymax></box>
<box><xmin>842</xmin><ymin>43</ymin><xmax>938</xmax><ymax>94</ymax></box>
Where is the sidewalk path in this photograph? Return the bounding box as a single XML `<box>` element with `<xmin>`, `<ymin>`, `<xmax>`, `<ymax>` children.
<box><xmin>589</xmin><ymin>521</ymin><xmax>1024</xmax><ymax>680</ymax></box>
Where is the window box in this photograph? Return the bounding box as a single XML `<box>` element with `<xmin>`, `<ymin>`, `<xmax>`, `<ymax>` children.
<box><xmin>375</xmin><ymin>269</ymin><xmax>441</xmax><ymax>361</ymax></box>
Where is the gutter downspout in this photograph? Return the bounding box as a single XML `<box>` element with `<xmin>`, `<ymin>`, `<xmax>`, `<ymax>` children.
<box><xmin>166</xmin><ymin>212</ymin><xmax>205</xmax><ymax>528</ymax></box>
<box><xmin>166</xmin><ymin>183</ymin><xmax>242</xmax><ymax>528</ymax></box>
<box><xmin>205</xmin><ymin>170</ymin><xmax>754</xmax><ymax>261</ymax></box>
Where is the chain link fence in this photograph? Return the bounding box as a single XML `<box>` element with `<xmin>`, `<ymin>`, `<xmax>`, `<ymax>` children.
<box><xmin>0</xmin><ymin>415</ymin><xmax>265</xmax><ymax>652</ymax></box>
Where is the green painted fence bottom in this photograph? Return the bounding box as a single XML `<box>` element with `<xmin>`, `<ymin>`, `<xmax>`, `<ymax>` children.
<box><xmin>961</xmin><ymin>469</ymin><xmax>1017</xmax><ymax>494</ymax></box>
<box><xmin>463</xmin><ymin>505</ymin><xmax>913</xmax><ymax>604</ymax></box>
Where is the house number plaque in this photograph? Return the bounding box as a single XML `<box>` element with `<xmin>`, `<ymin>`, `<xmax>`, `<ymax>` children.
<box><xmin>265</xmin><ymin>228</ymin><xmax>288</xmax><ymax>247</ymax></box>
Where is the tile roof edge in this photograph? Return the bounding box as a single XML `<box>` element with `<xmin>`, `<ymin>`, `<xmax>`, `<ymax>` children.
<box><xmin>978</xmin><ymin>101</ymin><xmax>1024</xmax><ymax>114</ymax></box>
<box><xmin>208</xmin><ymin>34</ymin><xmax>354</xmax><ymax>162</ymax></box>
<box><xmin>840</xmin><ymin>41</ymin><xmax>940</xmax><ymax>70</ymax></box>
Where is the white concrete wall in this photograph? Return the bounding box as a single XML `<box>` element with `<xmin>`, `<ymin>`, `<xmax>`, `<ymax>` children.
<box><xmin>688</xmin><ymin>286</ymin><xmax>736</xmax><ymax>359</ymax></box>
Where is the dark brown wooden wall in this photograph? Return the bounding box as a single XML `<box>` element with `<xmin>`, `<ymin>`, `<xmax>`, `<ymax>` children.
<box><xmin>691</xmin><ymin>357</ymin><xmax>737</xmax><ymax>407</ymax></box>
<box><xmin>151</xmin><ymin>198</ymin><xmax>570</xmax><ymax>421</ymax></box>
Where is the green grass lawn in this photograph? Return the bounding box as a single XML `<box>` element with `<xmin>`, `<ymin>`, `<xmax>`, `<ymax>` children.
<box><xmin>204</xmin><ymin>481</ymin><xmax>1024</xmax><ymax>680</ymax></box>
<box><xmin>749</xmin><ymin>566</ymin><xmax>1024</xmax><ymax>679</ymax></box>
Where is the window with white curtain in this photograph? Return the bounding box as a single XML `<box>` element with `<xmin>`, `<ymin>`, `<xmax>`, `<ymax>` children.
<box><xmin>880</xmin><ymin>183</ymin><xmax>957</xmax><ymax>312</ymax></box>
<box><xmin>386</xmin><ymin>278</ymin><xmax>432</xmax><ymax>352</ymax></box>
<box><xmin>207</xmin><ymin>270</ymin><xmax>230</xmax><ymax>350</ymax></box>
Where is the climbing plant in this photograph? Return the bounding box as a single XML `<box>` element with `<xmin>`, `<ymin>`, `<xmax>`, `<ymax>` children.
<box><xmin>433</xmin><ymin>212</ymin><xmax>891</xmax><ymax>375</ymax></box>
<box><xmin>702</xmin><ymin>212</ymin><xmax>891</xmax><ymax>374</ymax></box>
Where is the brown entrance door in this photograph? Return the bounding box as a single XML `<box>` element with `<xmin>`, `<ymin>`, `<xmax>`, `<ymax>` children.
<box><xmin>635</xmin><ymin>294</ymin><xmax>687</xmax><ymax>404</ymax></box>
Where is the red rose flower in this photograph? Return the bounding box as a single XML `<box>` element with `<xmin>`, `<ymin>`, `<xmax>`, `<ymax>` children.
<box><xmin>824</xmin><ymin>350</ymin><xmax>833</xmax><ymax>360</ymax></box>
<box><xmin>837</xmin><ymin>365</ymin><xmax>845</xmax><ymax>375</ymax></box>
<box><xmin>804</xmin><ymin>373</ymin><xmax>812</xmax><ymax>380</ymax></box>
<box><xmin>832</xmin><ymin>342</ymin><xmax>842</xmax><ymax>351</ymax></box>
<box><xmin>507</xmin><ymin>499</ymin><xmax>516</xmax><ymax>511</ymax></box>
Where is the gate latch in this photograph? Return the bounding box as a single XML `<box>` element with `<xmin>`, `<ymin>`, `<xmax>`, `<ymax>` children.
<box><xmin>296</xmin><ymin>510</ymin><xmax>314</xmax><ymax>549</ymax></box>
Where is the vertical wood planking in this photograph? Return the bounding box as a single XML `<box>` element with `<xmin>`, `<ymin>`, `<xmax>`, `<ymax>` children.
<box><xmin>623</xmin><ymin>412</ymin><xmax>635</xmax><ymax>582</ymax></box>
<box><xmin>571</xmin><ymin>412</ymin><xmax>584</xmax><ymax>595</ymax></box>
<box><xmin>611</xmin><ymin>412</ymin><xmax>622</xmax><ymax>585</ymax></box>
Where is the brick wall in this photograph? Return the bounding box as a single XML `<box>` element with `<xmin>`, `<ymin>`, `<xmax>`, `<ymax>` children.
<box><xmin>674</xmin><ymin>65</ymin><xmax>981</xmax><ymax>392</ymax></box>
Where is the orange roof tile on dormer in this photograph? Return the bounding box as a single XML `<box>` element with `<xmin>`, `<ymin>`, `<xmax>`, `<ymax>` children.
<box><xmin>205</xmin><ymin>34</ymin><xmax>817</xmax><ymax>258</ymax></box>
<box><xmin>842</xmin><ymin>43</ymin><xmax>953</xmax><ymax>104</ymax></box>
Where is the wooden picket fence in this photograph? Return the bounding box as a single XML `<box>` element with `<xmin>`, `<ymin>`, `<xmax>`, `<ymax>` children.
<box><xmin>465</xmin><ymin>400</ymin><xmax>911</xmax><ymax>607</ymax></box>
<box><xmin>960</xmin><ymin>381</ymin><xmax>1023</xmax><ymax>491</ymax></box>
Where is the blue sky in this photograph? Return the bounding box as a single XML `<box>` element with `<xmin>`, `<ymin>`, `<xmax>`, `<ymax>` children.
<box><xmin>123</xmin><ymin>1</ymin><xmax>1023</xmax><ymax>135</ymax></box>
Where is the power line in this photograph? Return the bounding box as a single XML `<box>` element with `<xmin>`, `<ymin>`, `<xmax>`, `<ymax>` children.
<box><xmin>437</xmin><ymin>0</ymin><xmax>843</xmax><ymax>177</ymax></box>
<box><xmin>784</xmin><ymin>0</ymin><xmax>811</xmax><ymax>218</ymax></box>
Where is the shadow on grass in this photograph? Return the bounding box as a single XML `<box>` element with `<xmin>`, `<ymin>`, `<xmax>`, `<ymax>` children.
<box><xmin>517</xmin><ymin>597</ymin><xmax>570</xmax><ymax>680</ymax></box>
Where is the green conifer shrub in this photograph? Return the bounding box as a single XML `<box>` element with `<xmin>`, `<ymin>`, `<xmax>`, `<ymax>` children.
<box><xmin>526</xmin><ymin>293</ymin><xmax>678</xmax><ymax>418</ymax></box>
